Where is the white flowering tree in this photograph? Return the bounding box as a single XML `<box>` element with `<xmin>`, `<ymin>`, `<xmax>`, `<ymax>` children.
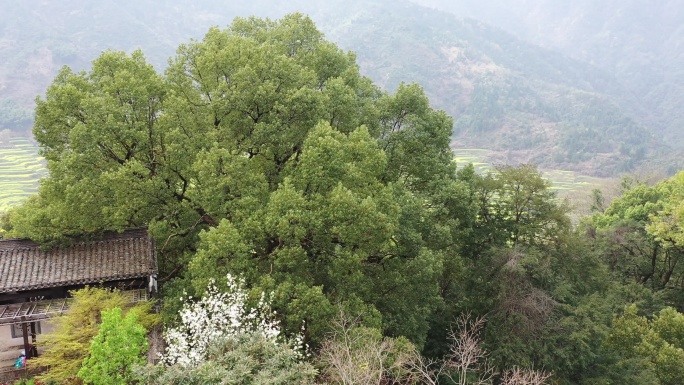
<box><xmin>135</xmin><ymin>274</ymin><xmax>315</xmax><ymax>384</ymax></box>
<box><xmin>163</xmin><ymin>274</ymin><xmax>282</xmax><ymax>366</ymax></box>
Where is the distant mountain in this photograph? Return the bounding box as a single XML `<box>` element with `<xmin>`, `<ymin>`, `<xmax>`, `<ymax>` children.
<box><xmin>318</xmin><ymin>2</ymin><xmax>661</xmax><ymax>175</ymax></box>
<box><xmin>412</xmin><ymin>0</ymin><xmax>684</xmax><ymax>145</ymax></box>
<box><xmin>0</xmin><ymin>0</ymin><xmax>675</xmax><ymax>176</ymax></box>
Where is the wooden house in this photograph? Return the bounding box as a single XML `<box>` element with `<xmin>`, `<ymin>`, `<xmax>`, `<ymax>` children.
<box><xmin>0</xmin><ymin>228</ymin><xmax>157</xmax><ymax>377</ymax></box>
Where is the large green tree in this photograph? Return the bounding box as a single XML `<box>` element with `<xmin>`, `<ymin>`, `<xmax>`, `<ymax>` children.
<box><xmin>603</xmin><ymin>305</ymin><xmax>684</xmax><ymax>385</ymax></box>
<box><xmin>5</xmin><ymin>14</ymin><xmax>462</xmax><ymax>346</ymax></box>
<box><xmin>589</xmin><ymin>173</ymin><xmax>684</xmax><ymax>309</ymax></box>
<box><xmin>422</xmin><ymin>164</ymin><xmax>617</xmax><ymax>382</ymax></box>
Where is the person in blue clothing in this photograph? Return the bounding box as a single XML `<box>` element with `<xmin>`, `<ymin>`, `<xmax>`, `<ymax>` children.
<box><xmin>14</xmin><ymin>351</ymin><xmax>26</xmax><ymax>368</ymax></box>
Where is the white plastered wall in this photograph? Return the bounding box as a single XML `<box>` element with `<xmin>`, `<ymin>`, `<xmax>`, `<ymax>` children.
<box><xmin>0</xmin><ymin>322</ymin><xmax>54</xmax><ymax>368</ymax></box>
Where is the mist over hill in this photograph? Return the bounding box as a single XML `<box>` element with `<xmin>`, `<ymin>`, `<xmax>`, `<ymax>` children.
<box><xmin>0</xmin><ymin>0</ymin><xmax>680</xmax><ymax>177</ymax></box>
<box><xmin>413</xmin><ymin>0</ymin><xmax>684</xmax><ymax>144</ymax></box>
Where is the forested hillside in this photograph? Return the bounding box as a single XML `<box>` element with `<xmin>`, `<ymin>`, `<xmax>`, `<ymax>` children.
<box><xmin>320</xmin><ymin>2</ymin><xmax>658</xmax><ymax>175</ymax></box>
<box><xmin>1</xmin><ymin>0</ymin><xmax>677</xmax><ymax>177</ymax></box>
<box><xmin>414</xmin><ymin>0</ymin><xmax>684</xmax><ymax>144</ymax></box>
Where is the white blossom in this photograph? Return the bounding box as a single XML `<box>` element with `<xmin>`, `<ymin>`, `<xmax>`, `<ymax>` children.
<box><xmin>162</xmin><ymin>274</ymin><xmax>282</xmax><ymax>366</ymax></box>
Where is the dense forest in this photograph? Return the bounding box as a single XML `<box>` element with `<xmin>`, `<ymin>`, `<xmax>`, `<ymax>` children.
<box><xmin>3</xmin><ymin>13</ymin><xmax>684</xmax><ymax>384</ymax></box>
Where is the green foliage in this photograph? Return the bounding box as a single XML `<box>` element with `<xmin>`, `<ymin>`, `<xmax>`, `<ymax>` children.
<box><xmin>6</xmin><ymin>48</ymin><xmax>167</xmax><ymax>242</ymax></box>
<box><xmin>588</xmin><ymin>172</ymin><xmax>684</xmax><ymax>308</ymax></box>
<box><xmin>604</xmin><ymin>305</ymin><xmax>684</xmax><ymax>385</ymax></box>
<box><xmin>0</xmin><ymin>98</ymin><xmax>33</xmax><ymax>129</ymax></box>
<box><xmin>78</xmin><ymin>307</ymin><xmax>148</xmax><ymax>385</ymax></box>
<box><xmin>6</xmin><ymin>8</ymin><xmax>683</xmax><ymax>385</ymax></box>
<box><xmin>32</xmin><ymin>287</ymin><xmax>158</xmax><ymax>385</ymax></box>
<box><xmin>136</xmin><ymin>331</ymin><xmax>317</xmax><ymax>385</ymax></box>
<box><xmin>647</xmin><ymin>172</ymin><xmax>684</xmax><ymax>245</ymax></box>
<box><xmin>422</xmin><ymin>163</ymin><xmax>621</xmax><ymax>383</ymax></box>
<box><xmin>604</xmin><ymin>305</ymin><xmax>650</xmax><ymax>358</ymax></box>
<box><xmin>8</xmin><ymin>13</ymin><xmax>458</xmax><ymax>348</ymax></box>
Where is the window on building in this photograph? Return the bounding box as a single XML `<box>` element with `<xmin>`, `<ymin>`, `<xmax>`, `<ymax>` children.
<box><xmin>10</xmin><ymin>322</ymin><xmax>41</xmax><ymax>339</ymax></box>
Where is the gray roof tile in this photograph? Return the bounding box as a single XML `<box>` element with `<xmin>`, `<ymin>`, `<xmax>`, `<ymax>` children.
<box><xmin>0</xmin><ymin>229</ymin><xmax>156</xmax><ymax>293</ymax></box>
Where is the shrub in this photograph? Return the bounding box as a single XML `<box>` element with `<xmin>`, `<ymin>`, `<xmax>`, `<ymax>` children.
<box><xmin>78</xmin><ymin>307</ymin><xmax>148</xmax><ymax>385</ymax></box>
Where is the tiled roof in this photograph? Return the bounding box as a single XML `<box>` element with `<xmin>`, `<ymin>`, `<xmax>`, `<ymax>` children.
<box><xmin>0</xmin><ymin>229</ymin><xmax>156</xmax><ymax>293</ymax></box>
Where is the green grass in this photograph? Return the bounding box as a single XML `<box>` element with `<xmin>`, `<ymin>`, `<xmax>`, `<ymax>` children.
<box><xmin>0</xmin><ymin>138</ymin><xmax>47</xmax><ymax>212</ymax></box>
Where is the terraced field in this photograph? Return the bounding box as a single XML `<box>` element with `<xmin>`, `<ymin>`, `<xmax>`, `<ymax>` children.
<box><xmin>454</xmin><ymin>148</ymin><xmax>493</xmax><ymax>174</ymax></box>
<box><xmin>0</xmin><ymin>138</ymin><xmax>47</xmax><ymax>212</ymax></box>
<box><xmin>0</xmin><ymin>144</ymin><xmax>610</xmax><ymax>214</ymax></box>
<box><xmin>453</xmin><ymin>148</ymin><xmax>608</xmax><ymax>197</ymax></box>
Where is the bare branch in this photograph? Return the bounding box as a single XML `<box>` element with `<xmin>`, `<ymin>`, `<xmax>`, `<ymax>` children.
<box><xmin>443</xmin><ymin>313</ymin><xmax>497</xmax><ymax>385</ymax></box>
<box><xmin>318</xmin><ymin>311</ymin><xmax>420</xmax><ymax>385</ymax></box>
<box><xmin>500</xmin><ymin>366</ymin><xmax>553</xmax><ymax>385</ymax></box>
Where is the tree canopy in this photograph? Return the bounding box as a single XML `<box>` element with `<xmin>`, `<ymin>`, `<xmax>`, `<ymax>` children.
<box><xmin>5</xmin><ymin>13</ymin><xmax>460</xmax><ymax>346</ymax></box>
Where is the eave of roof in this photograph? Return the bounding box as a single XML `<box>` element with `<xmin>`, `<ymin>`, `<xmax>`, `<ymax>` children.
<box><xmin>0</xmin><ymin>228</ymin><xmax>156</xmax><ymax>294</ymax></box>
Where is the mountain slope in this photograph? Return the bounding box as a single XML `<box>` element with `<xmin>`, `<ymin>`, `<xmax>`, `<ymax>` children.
<box><xmin>0</xmin><ymin>0</ymin><xmax>671</xmax><ymax>176</ymax></box>
<box><xmin>412</xmin><ymin>0</ymin><xmax>684</xmax><ymax>145</ymax></box>
<box><xmin>315</xmin><ymin>1</ymin><xmax>659</xmax><ymax>175</ymax></box>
